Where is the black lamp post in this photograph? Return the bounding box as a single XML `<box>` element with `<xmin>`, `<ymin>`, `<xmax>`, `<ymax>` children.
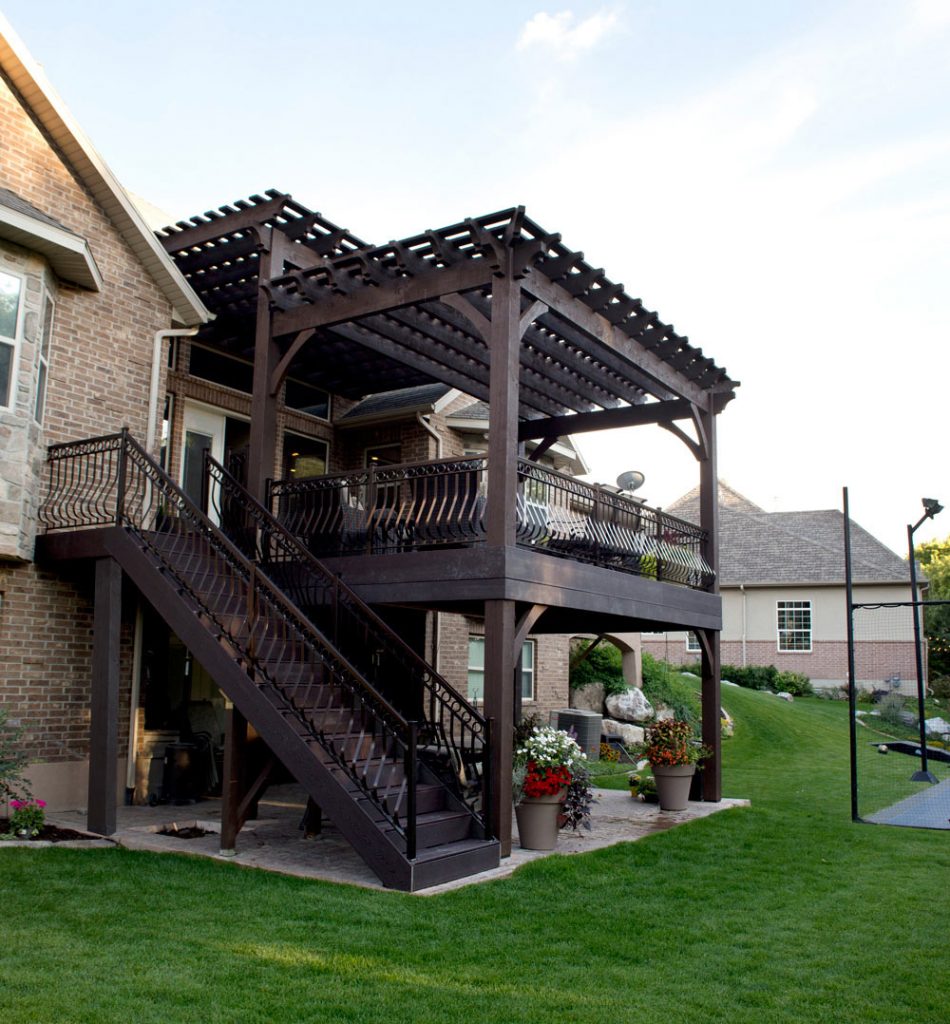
<box><xmin>907</xmin><ymin>497</ymin><xmax>943</xmax><ymax>784</ymax></box>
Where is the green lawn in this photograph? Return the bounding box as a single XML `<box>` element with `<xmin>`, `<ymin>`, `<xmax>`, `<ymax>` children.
<box><xmin>1</xmin><ymin>688</ymin><xmax>948</xmax><ymax>1023</ymax></box>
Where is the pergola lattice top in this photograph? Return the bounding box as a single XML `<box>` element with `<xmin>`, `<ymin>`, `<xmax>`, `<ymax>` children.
<box><xmin>159</xmin><ymin>191</ymin><xmax>738</xmax><ymax>418</ymax></box>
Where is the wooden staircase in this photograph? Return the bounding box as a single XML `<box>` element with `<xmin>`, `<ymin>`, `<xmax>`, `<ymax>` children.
<box><xmin>40</xmin><ymin>432</ymin><xmax>499</xmax><ymax>891</ymax></box>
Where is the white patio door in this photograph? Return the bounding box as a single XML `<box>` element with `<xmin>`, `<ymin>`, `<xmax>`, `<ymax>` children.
<box><xmin>180</xmin><ymin>402</ymin><xmax>226</xmax><ymax>522</ymax></box>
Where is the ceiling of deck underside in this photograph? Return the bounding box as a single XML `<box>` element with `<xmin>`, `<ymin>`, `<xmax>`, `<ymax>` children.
<box><xmin>159</xmin><ymin>192</ymin><xmax>738</xmax><ymax>416</ymax></box>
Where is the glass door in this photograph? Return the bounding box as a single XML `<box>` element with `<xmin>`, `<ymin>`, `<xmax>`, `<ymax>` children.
<box><xmin>180</xmin><ymin>403</ymin><xmax>226</xmax><ymax>521</ymax></box>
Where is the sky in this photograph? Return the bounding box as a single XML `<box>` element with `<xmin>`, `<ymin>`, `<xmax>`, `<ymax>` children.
<box><xmin>4</xmin><ymin>0</ymin><xmax>949</xmax><ymax>554</ymax></box>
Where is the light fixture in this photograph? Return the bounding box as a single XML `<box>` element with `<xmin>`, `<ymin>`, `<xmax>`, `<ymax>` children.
<box><xmin>922</xmin><ymin>497</ymin><xmax>943</xmax><ymax>518</ymax></box>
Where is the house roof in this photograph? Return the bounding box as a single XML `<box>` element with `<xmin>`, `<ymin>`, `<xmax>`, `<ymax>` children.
<box><xmin>336</xmin><ymin>383</ymin><xmax>453</xmax><ymax>425</ymax></box>
<box><xmin>0</xmin><ymin>16</ymin><xmax>209</xmax><ymax>325</ymax></box>
<box><xmin>0</xmin><ymin>187</ymin><xmax>102</xmax><ymax>289</ymax></box>
<box><xmin>667</xmin><ymin>482</ymin><xmax>910</xmax><ymax>586</ymax></box>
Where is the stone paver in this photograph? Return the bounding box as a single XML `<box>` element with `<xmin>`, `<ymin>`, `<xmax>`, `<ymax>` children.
<box><xmin>45</xmin><ymin>784</ymin><xmax>749</xmax><ymax>894</ymax></box>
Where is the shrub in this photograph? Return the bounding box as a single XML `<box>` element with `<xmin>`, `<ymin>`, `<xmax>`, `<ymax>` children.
<box><xmin>930</xmin><ymin>676</ymin><xmax>950</xmax><ymax>700</ymax></box>
<box><xmin>878</xmin><ymin>692</ymin><xmax>908</xmax><ymax>729</ymax></box>
<box><xmin>569</xmin><ymin>640</ymin><xmax>626</xmax><ymax>696</ymax></box>
<box><xmin>0</xmin><ymin>708</ymin><xmax>31</xmax><ymax>803</ymax></box>
<box><xmin>775</xmin><ymin>671</ymin><xmax>814</xmax><ymax>697</ymax></box>
<box><xmin>641</xmin><ymin>654</ymin><xmax>701</xmax><ymax>726</ymax></box>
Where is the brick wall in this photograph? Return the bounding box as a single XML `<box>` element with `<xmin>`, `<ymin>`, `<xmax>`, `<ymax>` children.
<box><xmin>438</xmin><ymin>612</ymin><xmax>570</xmax><ymax>723</ymax></box>
<box><xmin>0</xmin><ymin>73</ymin><xmax>175</xmax><ymax>790</ymax></box>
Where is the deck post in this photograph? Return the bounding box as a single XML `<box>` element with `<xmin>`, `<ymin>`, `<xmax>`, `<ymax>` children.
<box><xmin>485</xmin><ymin>599</ymin><xmax>516</xmax><ymax>854</ymax></box>
<box><xmin>219</xmin><ymin>702</ymin><xmax>248</xmax><ymax>854</ymax></box>
<box><xmin>247</xmin><ymin>232</ymin><xmax>279</xmax><ymax>502</ymax></box>
<box><xmin>87</xmin><ymin>557</ymin><xmax>121</xmax><ymax>835</ymax></box>
<box><xmin>483</xmin><ymin>268</ymin><xmax>521</xmax><ymax>854</ymax></box>
<box><xmin>697</xmin><ymin>397</ymin><xmax>722</xmax><ymax>801</ymax></box>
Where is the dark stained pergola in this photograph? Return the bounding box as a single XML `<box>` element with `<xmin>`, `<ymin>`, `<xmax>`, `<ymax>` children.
<box><xmin>159</xmin><ymin>190</ymin><xmax>739</xmax><ymax>852</ymax></box>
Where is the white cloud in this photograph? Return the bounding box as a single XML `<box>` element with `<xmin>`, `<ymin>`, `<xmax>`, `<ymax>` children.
<box><xmin>912</xmin><ymin>0</ymin><xmax>950</xmax><ymax>30</ymax></box>
<box><xmin>516</xmin><ymin>8</ymin><xmax>620</xmax><ymax>61</ymax></box>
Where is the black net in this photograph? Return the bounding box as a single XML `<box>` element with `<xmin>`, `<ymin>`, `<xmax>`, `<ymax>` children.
<box><xmin>851</xmin><ymin>601</ymin><xmax>950</xmax><ymax>829</ymax></box>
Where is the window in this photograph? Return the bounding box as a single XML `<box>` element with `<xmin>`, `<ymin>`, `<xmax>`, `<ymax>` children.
<box><xmin>285</xmin><ymin>378</ymin><xmax>329</xmax><ymax>419</ymax></box>
<box><xmin>34</xmin><ymin>290</ymin><xmax>53</xmax><ymax>422</ymax></box>
<box><xmin>467</xmin><ymin>636</ymin><xmax>535</xmax><ymax>701</ymax></box>
<box><xmin>777</xmin><ymin>601</ymin><xmax>812</xmax><ymax>652</ymax></box>
<box><xmin>686</xmin><ymin>632</ymin><xmax>701</xmax><ymax>653</ymax></box>
<box><xmin>188</xmin><ymin>344</ymin><xmax>253</xmax><ymax>393</ymax></box>
<box><xmin>283</xmin><ymin>431</ymin><xmax>328</xmax><ymax>480</ymax></box>
<box><xmin>0</xmin><ymin>269</ymin><xmax>23</xmax><ymax>408</ymax></box>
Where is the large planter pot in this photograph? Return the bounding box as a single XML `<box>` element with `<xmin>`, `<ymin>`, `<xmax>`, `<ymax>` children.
<box><xmin>652</xmin><ymin>763</ymin><xmax>696</xmax><ymax>811</ymax></box>
<box><xmin>515</xmin><ymin>791</ymin><xmax>565</xmax><ymax>850</ymax></box>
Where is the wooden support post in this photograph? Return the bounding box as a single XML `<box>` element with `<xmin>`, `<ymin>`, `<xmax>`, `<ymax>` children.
<box><xmin>485</xmin><ymin>599</ymin><xmax>516</xmax><ymax>856</ymax></box>
<box><xmin>247</xmin><ymin>235</ymin><xmax>279</xmax><ymax>502</ymax></box>
<box><xmin>697</xmin><ymin>398</ymin><xmax>722</xmax><ymax>801</ymax></box>
<box><xmin>87</xmin><ymin>558</ymin><xmax>121</xmax><ymax>836</ymax></box>
<box><xmin>485</xmin><ymin>272</ymin><xmax>521</xmax><ymax>548</ymax></box>
<box><xmin>219</xmin><ymin>703</ymin><xmax>248</xmax><ymax>854</ymax></box>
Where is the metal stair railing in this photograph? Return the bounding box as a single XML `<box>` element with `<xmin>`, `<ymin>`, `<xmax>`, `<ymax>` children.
<box><xmin>40</xmin><ymin>429</ymin><xmax>436</xmax><ymax>857</ymax></box>
<box><xmin>204</xmin><ymin>453</ymin><xmax>491</xmax><ymax>825</ymax></box>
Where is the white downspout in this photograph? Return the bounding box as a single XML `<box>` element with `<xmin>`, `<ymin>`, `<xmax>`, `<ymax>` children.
<box><xmin>146</xmin><ymin>327</ymin><xmax>198</xmax><ymax>452</ymax></box>
<box><xmin>131</xmin><ymin>327</ymin><xmax>197</xmax><ymax>797</ymax></box>
<box><xmin>416</xmin><ymin>412</ymin><xmax>443</xmax><ymax>458</ymax></box>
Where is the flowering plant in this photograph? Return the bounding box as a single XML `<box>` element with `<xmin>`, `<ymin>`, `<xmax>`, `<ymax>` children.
<box><xmin>512</xmin><ymin>726</ymin><xmax>586</xmax><ymax>804</ymax></box>
<box><xmin>642</xmin><ymin>719</ymin><xmax>709</xmax><ymax>767</ymax></box>
<box><xmin>8</xmin><ymin>797</ymin><xmax>46</xmax><ymax>837</ymax></box>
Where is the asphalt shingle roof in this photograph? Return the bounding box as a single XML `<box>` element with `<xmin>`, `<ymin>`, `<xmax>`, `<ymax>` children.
<box><xmin>337</xmin><ymin>383</ymin><xmax>451</xmax><ymax>423</ymax></box>
<box><xmin>667</xmin><ymin>482</ymin><xmax>910</xmax><ymax>585</ymax></box>
<box><xmin>0</xmin><ymin>187</ymin><xmax>78</xmax><ymax>235</ymax></box>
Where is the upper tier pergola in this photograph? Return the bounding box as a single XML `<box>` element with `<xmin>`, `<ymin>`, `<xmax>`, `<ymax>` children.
<box><xmin>158</xmin><ymin>189</ymin><xmax>737</xmax><ymax>428</ymax></box>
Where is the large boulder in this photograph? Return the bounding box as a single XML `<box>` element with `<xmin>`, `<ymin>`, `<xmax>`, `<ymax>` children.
<box><xmin>601</xmin><ymin>719</ymin><xmax>644</xmax><ymax>747</ymax></box>
<box><xmin>571</xmin><ymin>682</ymin><xmax>606</xmax><ymax>714</ymax></box>
<box><xmin>605</xmin><ymin>688</ymin><xmax>654</xmax><ymax>723</ymax></box>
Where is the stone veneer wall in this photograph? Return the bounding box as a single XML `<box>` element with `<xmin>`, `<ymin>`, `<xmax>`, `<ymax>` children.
<box><xmin>0</xmin><ymin>72</ymin><xmax>175</xmax><ymax>807</ymax></box>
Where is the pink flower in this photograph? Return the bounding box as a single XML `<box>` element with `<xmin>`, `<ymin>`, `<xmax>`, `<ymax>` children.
<box><xmin>36</xmin><ymin>800</ymin><xmax>46</xmax><ymax>808</ymax></box>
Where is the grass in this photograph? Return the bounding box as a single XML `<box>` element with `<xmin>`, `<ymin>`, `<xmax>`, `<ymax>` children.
<box><xmin>1</xmin><ymin>689</ymin><xmax>948</xmax><ymax>1023</ymax></box>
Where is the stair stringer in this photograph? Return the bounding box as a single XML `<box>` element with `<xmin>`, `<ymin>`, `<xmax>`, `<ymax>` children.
<box><xmin>104</xmin><ymin>527</ymin><xmax>418</xmax><ymax>890</ymax></box>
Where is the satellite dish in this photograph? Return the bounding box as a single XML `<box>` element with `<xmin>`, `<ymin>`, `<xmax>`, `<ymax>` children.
<box><xmin>616</xmin><ymin>470</ymin><xmax>645</xmax><ymax>493</ymax></box>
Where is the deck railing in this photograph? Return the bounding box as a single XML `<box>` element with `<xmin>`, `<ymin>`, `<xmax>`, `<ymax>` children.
<box><xmin>269</xmin><ymin>455</ymin><xmax>714</xmax><ymax>590</ymax></box>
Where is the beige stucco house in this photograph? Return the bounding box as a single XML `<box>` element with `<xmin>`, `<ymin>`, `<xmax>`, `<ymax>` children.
<box><xmin>642</xmin><ymin>483</ymin><xmax>918</xmax><ymax>694</ymax></box>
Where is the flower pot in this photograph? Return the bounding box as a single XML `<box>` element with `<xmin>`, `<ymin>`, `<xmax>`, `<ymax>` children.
<box><xmin>515</xmin><ymin>791</ymin><xmax>565</xmax><ymax>850</ymax></box>
<box><xmin>652</xmin><ymin>763</ymin><xmax>696</xmax><ymax>810</ymax></box>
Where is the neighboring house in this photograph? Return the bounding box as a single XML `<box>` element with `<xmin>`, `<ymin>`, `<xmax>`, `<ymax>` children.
<box><xmin>642</xmin><ymin>483</ymin><xmax>919</xmax><ymax>693</ymax></box>
<box><xmin>2</xmin><ymin>19</ymin><xmax>739</xmax><ymax>889</ymax></box>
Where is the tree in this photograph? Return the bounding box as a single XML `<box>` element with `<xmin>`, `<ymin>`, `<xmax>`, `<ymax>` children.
<box><xmin>915</xmin><ymin>537</ymin><xmax>950</xmax><ymax>681</ymax></box>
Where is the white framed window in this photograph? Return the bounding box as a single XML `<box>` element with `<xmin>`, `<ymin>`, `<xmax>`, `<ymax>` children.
<box><xmin>777</xmin><ymin>601</ymin><xmax>812</xmax><ymax>652</ymax></box>
<box><xmin>467</xmin><ymin>636</ymin><xmax>536</xmax><ymax>702</ymax></box>
<box><xmin>34</xmin><ymin>289</ymin><xmax>54</xmax><ymax>423</ymax></box>
<box><xmin>0</xmin><ymin>269</ymin><xmax>24</xmax><ymax>410</ymax></box>
<box><xmin>686</xmin><ymin>631</ymin><xmax>701</xmax><ymax>653</ymax></box>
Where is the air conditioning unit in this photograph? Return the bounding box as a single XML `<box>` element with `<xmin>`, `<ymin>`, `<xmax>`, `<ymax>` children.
<box><xmin>555</xmin><ymin>709</ymin><xmax>602</xmax><ymax>761</ymax></box>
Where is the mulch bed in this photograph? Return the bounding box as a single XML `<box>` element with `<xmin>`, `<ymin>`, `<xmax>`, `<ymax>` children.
<box><xmin>0</xmin><ymin>818</ymin><xmax>98</xmax><ymax>842</ymax></box>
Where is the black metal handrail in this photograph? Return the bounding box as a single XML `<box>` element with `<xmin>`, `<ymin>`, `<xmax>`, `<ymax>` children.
<box><xmin>267</xmin><ymin>453</ymin><xmax>714</xmax><ymax>589</ymax></box>
<box><xmin>40</xmin><ymin>430</ymin><xmax>484</xmax><ymax>856</ymax></box>
<box><xmin>516</xmin><ymin>459</ymin><xmax>714</xmax><ymax>589</ymax></box>
<box><xmin>205</xmin><ymin>453</ymin><xmax>491</xmax><ymax>820</ymax></box>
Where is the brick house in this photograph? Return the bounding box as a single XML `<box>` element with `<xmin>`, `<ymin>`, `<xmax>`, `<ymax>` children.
<box><xmin>642</xmin><ymin>483</ymin><xmax>918</xmax><ymax>693</ymax></box>
<box><xmin>0</xmin><ymin>17</ymin><xmax>209</xmax><ymax>808</ymax></box>
<box><xmin>2</xmin><ymin>18</ymin><xmax>738</xmax><ymax>888</ymax></box>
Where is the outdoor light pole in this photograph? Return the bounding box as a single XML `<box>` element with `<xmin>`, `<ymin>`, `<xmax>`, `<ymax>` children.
<box><xmin>907</xmin><ymin>498</ymin><xmax>943</xmax><ymax>784</ymax></box>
